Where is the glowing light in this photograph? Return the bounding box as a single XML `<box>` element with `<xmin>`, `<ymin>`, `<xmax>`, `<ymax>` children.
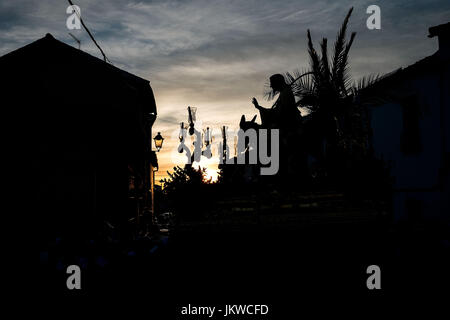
<box><xmin>204</xmin><ymin>168</ymin><xmax>219</xmax><ymax>182</ymax></box>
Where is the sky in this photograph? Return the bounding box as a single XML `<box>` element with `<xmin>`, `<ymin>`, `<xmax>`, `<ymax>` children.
<box><xmin>1</xmin><ymin>0</ymin><xmax>449</xmax><ymax>182</ymax></box>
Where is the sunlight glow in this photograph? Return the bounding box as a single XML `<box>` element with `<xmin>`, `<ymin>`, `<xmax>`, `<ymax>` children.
<box><xmin>204</xmin><ymin>167</ymin><xmax>219</xmax><ymax>182</ymax></box>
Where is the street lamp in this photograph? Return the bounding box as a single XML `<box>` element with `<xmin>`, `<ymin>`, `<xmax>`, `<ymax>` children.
<box><xmin>153</xmin><ymin>132</ymin><xmax>164</xmax><ymax>152</ymax></box>
<box><xmin>151</xmin><ymin>132</ymin><xmax>163</xmax><ymax>227</ymax></box>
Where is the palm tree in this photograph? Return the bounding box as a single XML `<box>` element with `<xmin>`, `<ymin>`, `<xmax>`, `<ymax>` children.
<box><xmin>291</xmin><ymin>7</ymin><xmax>355</xmax><ymax>134</ymax></box>
<box><xmin>260</xmin><ymin>7</ymin><xmax>392</xmax><ymax>187</ymax></box>
<box><xmin>284</xmin><ymin>8</ymin><xmax>386</xmax><ymax>153</ymax></box>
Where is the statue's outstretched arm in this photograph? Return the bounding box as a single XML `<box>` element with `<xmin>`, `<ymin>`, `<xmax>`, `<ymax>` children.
<box><xmin>252</xmin><ymin>97</ymin><xmax>265</xmax><ymax>110</ymax></box>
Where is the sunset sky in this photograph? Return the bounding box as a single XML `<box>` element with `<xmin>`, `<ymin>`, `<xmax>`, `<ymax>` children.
<box><xmin>2</xmin><ymin>0</ymin><xmax>449</xmax><ymax>182</ymax></box>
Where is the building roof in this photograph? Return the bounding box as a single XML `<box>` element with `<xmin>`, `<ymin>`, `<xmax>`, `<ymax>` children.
<box><xmin>0</xmin><ymin>33</ymin><xmax>157</xmax><ymax>116</ymax></box>
<box><xmin>361</xmin><ymin>24</ymin><xmax>450</xmax><ymax>96</ymax></box>
<box><xmin>428</xmin><ymin>22</ymin><xmax>450</xmax><ymax>38</ymax></box>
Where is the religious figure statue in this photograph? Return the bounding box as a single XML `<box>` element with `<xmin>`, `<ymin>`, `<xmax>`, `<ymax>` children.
<box><xmin>251</xmin><ymin>74</ymin><xmax>302</xmax><ymax>129</ymax></box>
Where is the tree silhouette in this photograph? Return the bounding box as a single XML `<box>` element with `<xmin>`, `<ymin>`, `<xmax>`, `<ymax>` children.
<box><xmin>270</xmin><ymin>7</ymin><xmax>389</xmax><ymax>190</ymax></box>
<box><xmin>283</xmin><ymin>8</ymin><xmax>387</xmax><ymax>157</ymax></box>
<box><xmin>161</xmin><ymin>166</ymin><xmax>214</xmax><ymax>220</ymax></box>
<box><xmin>288</xmin><ymin>8</ymin><xmax>356</xmax><ymax>139</ymax></box>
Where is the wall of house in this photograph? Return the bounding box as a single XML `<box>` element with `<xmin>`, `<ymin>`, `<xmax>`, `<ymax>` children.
<box><xmin>0</xmin><ymin>36</ymin><xmax>154</xmax><ymax>242</ymax></box>
<box><xmin>368</xmin><ymin>63</ymin><xmax>450</xmax><ymax>223</ymax></box>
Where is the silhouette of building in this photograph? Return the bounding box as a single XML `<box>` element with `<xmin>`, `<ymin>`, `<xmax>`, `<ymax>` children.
<box><xmin>0</xmin><ymin>33</ymin><xmax>158</xmax><ymax>241</ymax></box>
<box><xmin>364</xmin><ymin>22</ymin><xmax>450</xmax><ymax>224</ymax></box>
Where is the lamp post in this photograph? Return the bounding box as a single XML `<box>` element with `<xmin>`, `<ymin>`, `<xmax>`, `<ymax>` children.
<box><xmin>151</xmin><ymin>132</ymin><xmax>163</xmax><ymax>227</ymax></box>
<box><xmin>152</xmin><ymin>131</ymin><xmax>164</xmax><ymax>188</ymax></box>
<box><xmin>153</xmin><ymin>132</ymin><xmax>164</xmax><ymax>152</ymax></box>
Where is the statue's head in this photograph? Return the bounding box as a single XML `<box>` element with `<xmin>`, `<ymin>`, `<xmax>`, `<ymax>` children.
<box><xmin>269</xmin><ymin>74</ymin><xmax>287</xmax><ymax>93</ymax></box>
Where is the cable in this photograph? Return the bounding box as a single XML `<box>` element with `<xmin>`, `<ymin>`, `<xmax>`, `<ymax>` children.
<box><xmin>67</xmin><ymin>0</ymin><xmax>111</xmax><ymax>63</ymax></box>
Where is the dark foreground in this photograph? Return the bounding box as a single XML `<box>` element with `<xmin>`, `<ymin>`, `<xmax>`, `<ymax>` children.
<box><xmin>41</xmin><ymin>219</ymin><xmax>450</xmax><ymax>316</ymax></box>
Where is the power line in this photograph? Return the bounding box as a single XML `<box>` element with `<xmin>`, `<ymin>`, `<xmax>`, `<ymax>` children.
<box><xmin>67</xmin><ymin>0</ymin><xmax>111</xmax><ymax>63</ymax></box>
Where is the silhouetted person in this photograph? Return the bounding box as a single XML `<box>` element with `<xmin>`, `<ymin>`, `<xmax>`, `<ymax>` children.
<box><xmin>251</xmin><ymin>74</ymin><xmax>305</xmax><ymax>185</ymax></box>
<box><xmin>252</xmin><ymin>74</ymin><xmax>300</xmax><ymax>129</ymax></box>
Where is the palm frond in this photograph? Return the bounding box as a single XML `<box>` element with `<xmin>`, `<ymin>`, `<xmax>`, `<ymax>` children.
<box><xmin>320</xmin><ymin>38</ymin><xmax>331</xmax><ymax>81</ymax></box>
<box><xmin>284</xmin><ymin>71</ymin><xmax>298</xmax><ymax>85</ymax></box>
<box><xmin>353</xmin><ymin>74</ymin><xmax>382</xmax><ymax>92</ymax></box>
<box><xmin>337</xmin><ymin>31</ymin><xmax>356</xmax><ymax>95</ymax></box>
<box><xmin>351</xmin><ymin>73</ymin><xmax>395</xmax><ymax>106</ymax></box>
<box><xmin>307</xmin><ymin>29</ymin><xmax>323</xmax><ymax>88</ymax></box>
<box><xmin>331</xmin><ymin>7</ymin><xmax>353</xmax><ymax>81</ymax></box>
<box><xmin>285</xmin><ymin>69</ymin><xmax>317</xmax><ymax>111</ymax></box>
<box><xmin>288</xmin><ymin>70</ymin><xmax>314</xmax><ymax>96</ymax></box>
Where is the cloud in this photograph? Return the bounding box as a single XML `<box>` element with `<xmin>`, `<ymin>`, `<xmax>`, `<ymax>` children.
<box><xmin>1</xmin><ymin>0</ymin><xmax>449</xmax><ymax>180</ymax></box>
